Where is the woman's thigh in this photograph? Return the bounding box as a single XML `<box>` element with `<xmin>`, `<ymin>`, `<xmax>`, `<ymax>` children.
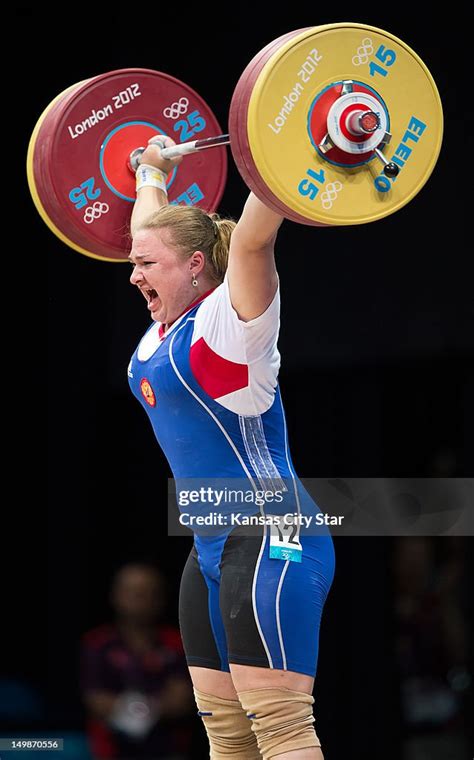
<box><xmin>188</xmin><ymin>665</ymin><xmax>238</xmax><ymax>699</ymax></box>
<box><xmin>219</xmin><ymin>532</ymin><xmax>335</xmax><ymax>678</ymax></box>
<box><xmin>179</xmin><ymin>532</ymin><xmax>335</xmax><ymax>694</ymax></box>
<box><xmin>179</xmin><ymin>544</ymin><xmax>229</xmax><ymax>673</ymax></box>
<box><xmin>230</xmin><ymin>663</ymin><xmax>314</xmax><ymax>694</ymax></box>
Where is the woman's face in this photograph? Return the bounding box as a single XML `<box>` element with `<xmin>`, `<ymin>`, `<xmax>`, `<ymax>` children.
<box><xmin>129</xmin><ymin>228</ymin><xmax>194</xmax><ymax>325</ymax></box>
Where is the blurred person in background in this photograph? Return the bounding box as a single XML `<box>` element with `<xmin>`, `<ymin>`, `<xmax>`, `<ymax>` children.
<box><xmin>81</xmin><ymin>562</ymin><xmax>195</xmax><ymax>759</ymax></box>
<box><xmin>392</xmin><ymin>537</ymin><xmax>471</xmax><ymax>760</ymax></box>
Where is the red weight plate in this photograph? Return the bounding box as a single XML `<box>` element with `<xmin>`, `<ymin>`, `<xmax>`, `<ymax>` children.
<box><xmin>27</xmin><ymin>79</ymin><xmax>91</xmax><ymax>252</ymax></box>
<box><xmin>30</xmin><ymin>69</ymin><xmax>227</xmax><ymax>261</ymax></box>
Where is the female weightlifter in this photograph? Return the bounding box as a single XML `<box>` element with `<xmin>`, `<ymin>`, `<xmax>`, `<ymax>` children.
<box><xmin>127</xmin><ymin>135</ymin><xmax>335</xmax><ymax>759</ymax></box>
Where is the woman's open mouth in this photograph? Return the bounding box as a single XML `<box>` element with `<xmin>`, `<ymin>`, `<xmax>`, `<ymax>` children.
<box><xmin>143</xmin><ymin>288</ymin><xmax>160</xmax><ymax>312</ymax></box>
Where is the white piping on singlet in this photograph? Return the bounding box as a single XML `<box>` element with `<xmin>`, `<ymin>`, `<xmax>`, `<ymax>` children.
<box><xmin>275</xmin><ymin>560</ymin><xmax>290</xmax><ymax>670</ymax></box>
<box><xmin>273</xmin><ymin>392</ymin><xmax>304</xmax><ymax>671</ymax></box>
<box><xmin>238</xmin><ymin>415</ymin><xmax>287</xmax><ymax>493</ymax></box>
<box><xmin>168</xmin><ymin>320</ymin><xmax>273</xmax><ymax>668</ymax></box>
<box><xmin>239</xmin><ymin>414</ymin><xmax>288</xmax><ymax>670</ymax></box>
<box><xmin>252</xmin><ymin>533</ymin><xmax>273</xmax><ymax>668</ymax></box>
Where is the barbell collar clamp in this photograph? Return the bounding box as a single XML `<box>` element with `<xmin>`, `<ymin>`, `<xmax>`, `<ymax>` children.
<box><xmin>318</xmin><ymin>133</ymin><xmax>335</xmax><ymax>154</ymax></box>
<box><xmin>374</xmin><ymin>147</ymin><xmax>400</xmax><ymax>178</ymax></box>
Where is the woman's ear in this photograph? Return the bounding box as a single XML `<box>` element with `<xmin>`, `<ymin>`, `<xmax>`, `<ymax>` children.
<box><xmin>189</xmin><ymin>250</ymin><xmax>206</xmax><ymax>274</ymax></box>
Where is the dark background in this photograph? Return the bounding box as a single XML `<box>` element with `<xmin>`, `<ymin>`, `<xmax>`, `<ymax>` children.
<box><xmin>8</xmin><ymin>3</ymin><xmax>473</xmax><ymax>759</ymax></box>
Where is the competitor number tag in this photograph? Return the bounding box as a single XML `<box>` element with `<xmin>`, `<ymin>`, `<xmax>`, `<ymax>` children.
<box><xmin>269</xmin><ymin>517</ymin><xmax>302</xmax><ymax>562</ymax></box>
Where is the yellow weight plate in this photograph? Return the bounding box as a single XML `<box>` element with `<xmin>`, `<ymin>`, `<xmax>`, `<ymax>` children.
<box><xmin>246</xmin><ymin>23</ymin><xmax>443</xmax><ymax>225</ymax></box>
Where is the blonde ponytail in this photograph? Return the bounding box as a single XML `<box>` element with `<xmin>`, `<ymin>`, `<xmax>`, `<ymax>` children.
<box><xmin>209</xmin><ymin>214</ymin><xmax>235</xmax><ymax>283</ymax></box>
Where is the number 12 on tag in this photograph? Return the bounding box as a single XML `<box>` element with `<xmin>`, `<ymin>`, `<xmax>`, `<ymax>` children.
<box><xmin>269</xmin><ymin>519</ymin><xmax>302</xmax><ymax>562</ymax></box>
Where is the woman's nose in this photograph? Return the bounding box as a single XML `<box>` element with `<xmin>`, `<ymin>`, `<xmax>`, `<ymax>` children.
<box><xmin>130</xmin><ymin>267</ymin><xmax>141</xmax><ymax>285</ymax></box>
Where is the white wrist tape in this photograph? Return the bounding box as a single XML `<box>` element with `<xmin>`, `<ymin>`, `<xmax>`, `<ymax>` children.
<box><xmin>135</xmin><ymin>164</ymin><xmax>168</xmax><ymax>193</ymax></box>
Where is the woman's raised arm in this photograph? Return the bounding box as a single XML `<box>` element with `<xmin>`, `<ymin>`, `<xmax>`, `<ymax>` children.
<box><xmin>226</xmin><ymin>192</ymin><xmax>283</xmax><ymax>322</ymax></box>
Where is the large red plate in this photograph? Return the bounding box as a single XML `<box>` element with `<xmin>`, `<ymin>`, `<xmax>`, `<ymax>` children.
<box><xmin>28</xmin><ymin>69</ymin><xmax>227</xmax><ymax>261</ymax></box>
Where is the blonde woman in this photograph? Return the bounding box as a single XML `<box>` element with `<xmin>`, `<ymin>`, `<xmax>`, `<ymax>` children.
<box><xmin>127</xmin><ymin>136</ymin><xmax>335</xmax><ymax>760</ymax></box>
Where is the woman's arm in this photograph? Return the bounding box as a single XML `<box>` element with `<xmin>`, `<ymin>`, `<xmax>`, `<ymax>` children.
<box><xmin>130</xmin><ymin>186</ymin><xmax>168</xmax><ymax>238</ymax></box>
<box><xmin>227</xmin><ymin>192</ymin><xmax>284</xmax><ymax>322</ymax></box>
<box><xmin>130</xmin><ymin>137</ymin><xmax>182</xmax><ymax>238</ymax></box>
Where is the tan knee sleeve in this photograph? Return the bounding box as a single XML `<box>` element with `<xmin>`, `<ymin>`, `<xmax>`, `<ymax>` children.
<box><xmin>193</xmin><ymin>688</ymin><xmax>261</xmax><ymax>759</ymax></box>
<box><xmin>238</xmin><ymin>687</ymin><xmax>320</xmax><ymax>759</ymax></box>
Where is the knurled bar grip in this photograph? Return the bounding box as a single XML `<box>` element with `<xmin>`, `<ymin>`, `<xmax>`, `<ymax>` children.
<box><xmin>160</xmin><ymin>133</ymin><xmax>230</xmax><ymax>158</ymax></box>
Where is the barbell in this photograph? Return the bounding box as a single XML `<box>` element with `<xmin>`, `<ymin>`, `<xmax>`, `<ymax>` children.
<box><xmin>27</xmin><ymin>23</ymin><xmax>443</xmax><ymax>262</ymax></box>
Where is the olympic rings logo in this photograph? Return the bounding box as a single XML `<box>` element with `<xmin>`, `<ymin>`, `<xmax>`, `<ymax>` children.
<box><xmin>321</xmin><ymin>182</ymin><xmax>342</xmax><ymax>210</ymax></box>
<box><xmin>163</xmin><ymin>97</ymin><xmax>189</xmax><ymax>119</ymax></box>
<box><xmin>352</xmin><ymin>38</ymin><xmax>374</xmax><ymax>66</ymax></box>
<box><xmin>83</xmin><ymin>201</ymin><xmax>109</xmax><ymax>224</ymax></box>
